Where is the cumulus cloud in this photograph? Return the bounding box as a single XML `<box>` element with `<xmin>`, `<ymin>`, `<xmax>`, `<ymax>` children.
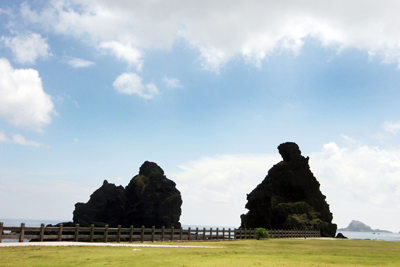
<box><xmin>172</xmin><ymin>142</ymin><xmax>400</xmax><ymax>231</ymax></box>
<box><xmin>99</xmin><ymin>41</ymin><xmax>143</xmax><ymax>71</ymax></box>
<box><xmin>164</xmin><ymin>77</ymin><xmax>183</xmax><ymax>88</ymax></box>
<box><xmin>309</xmin><ymin>142</ymin><xmax>400</xmax><ymax>232</ymax></box>
<box><xmin>0</xmin><ymin>131</ymin><xmax>43</xmax><ymax>147</ymax></box>
<box><xmin>113</xmin><ymin>72</ymin><xmax>159</xmax><ymax>99</ymax></box>
<box><xmin>0</xmin><ymin>58</ymin><xmax>56</xmax><ymax>132</ymax></box>
<box><xmin>172</xmin><ymin>154</ymin><xmax>280</xmax><ymax>226</ymax></box>
<box><xmin>66</xmin><ymin>57</ymin><xmax>94</xmax><ymax>68</ymax></box>
<box><xmin>1</xmin><ymin>32</ymin><xmax>50</xmax><ymax>64</ymax></box>
<box><xmin>19</xmin><ymin>0</ymin><xmax>400</xmax><ymax>72</ymax></box>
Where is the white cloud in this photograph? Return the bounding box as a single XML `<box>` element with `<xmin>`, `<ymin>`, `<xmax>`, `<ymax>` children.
<box><xmin>1</xmin><ymin>32</ymin><xmax>50</xmax><ymax>64</ymax></box>
<box><xmin>113</xmin><ymin>72</ymin><xmax>159</xmax><ymax>99</ymax></box>
<box><xmin>99</xmin><ymin>41</ymin><xmax>143</xmax><ymax>71</ymax></box>
<box><xmin>172</xmin><ymin>142</ymin><xmax>400</xmax><ymax>232</ymax></box>
<box><xmin>310</xmin><ymin>143</ymin><xmax>400</xmax><ymax>232</ymax></box>
<box><xmin>164</xmin><ymin>77</ymin><xmax>182</xmax><ymax>88</ymax></box>
<box><xmin>20</xmin><ymin>0</ymin><xmax>400</xmax><ymax>72</ymax></box>
<box><xmin>66</xmin><ymin>57</ymin><xmax>94</xmax><ymax>68</ymax></box>
<box><xmin>171</xmin><ymin>154</ymin><xmax>280</xmax><ymax>227</ymax></box>
<box><xmin>0</xmin><ymin>130</ymin><xmax>43</xmax><ymax>147</ymax></box>
<box><xmin>382</xmin><ymin>121</ymin><xmax>400</xmax><ymax>135</ymax></box>
<box><xmin>0</xmin><ymin>58</ymin><xmax>56</xmax><ymax>132</ymax></box>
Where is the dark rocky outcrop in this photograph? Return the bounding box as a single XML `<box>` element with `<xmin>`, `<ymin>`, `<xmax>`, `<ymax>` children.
<box><xmin>335</xmin><ymin>233</ymin><xmax>348</xmax><ymax>239</ymax></box>
<box><xmin>240</xmin><ymin>142</ymin><xmax>337</xmax><ymax>237</ymax></box>
<box><xmin>73</xmin><ymin>161</ymin><xmax>182</xmax><ymax>228</ymax></box>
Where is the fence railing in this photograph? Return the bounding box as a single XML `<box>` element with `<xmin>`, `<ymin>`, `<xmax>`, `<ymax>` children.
<box><xmin>234</xmin><ymin>228</ymin><xmax>321</xmax><ymax>239</ymax></box>
<box><xmin>0</xmin><ymin>222</ymin><xmax>320</xmax><ymax>243</ymax></box>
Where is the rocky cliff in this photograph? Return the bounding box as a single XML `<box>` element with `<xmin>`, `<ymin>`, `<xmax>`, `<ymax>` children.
<box><xmin>240</xmin><ymin>142</ymin><xmax>337</xmax><ymax>237</ymax></box>
<box><xmin>73</xmin><ymin>161</ymin><xmax>182</xmax><ymax>228</ymax></box>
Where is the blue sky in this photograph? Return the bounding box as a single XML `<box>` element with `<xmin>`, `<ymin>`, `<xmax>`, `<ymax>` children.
<box><xmin>1</xmin><ymin>0</ymin><xmax>400</xmax><ymax>232</ymax></box>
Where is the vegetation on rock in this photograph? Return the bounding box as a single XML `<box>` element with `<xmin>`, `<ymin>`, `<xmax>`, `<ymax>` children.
<box><xmin>240</xmin><ymin>142</ymin><xmax>337</xmax><ymax>237</ymax></box>
<box><xmin>73</xmin><ymin>161</ymin><xmax>182</xmax><ymax>228</ymax></box>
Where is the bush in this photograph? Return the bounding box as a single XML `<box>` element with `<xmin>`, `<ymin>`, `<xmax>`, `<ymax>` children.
<box><xmin>255</xmin><ymin>228</ymin><xmax>270</xmax><ymax>240</ymax></box>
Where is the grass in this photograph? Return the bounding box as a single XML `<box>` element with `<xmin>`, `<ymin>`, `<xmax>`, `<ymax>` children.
<box><xmin>1</xmin><ymin>239</ymin><xmax>400</xmax><ymax>266</ymax></box>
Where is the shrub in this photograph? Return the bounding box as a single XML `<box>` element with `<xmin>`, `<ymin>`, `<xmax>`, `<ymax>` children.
<box><xmin>255</xmin><ymin>228</ymin><xmax>270</xmax><ymax>240</ymax></box>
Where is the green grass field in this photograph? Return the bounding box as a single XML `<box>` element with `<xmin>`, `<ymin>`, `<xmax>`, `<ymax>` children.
<box><xmin>1</xmin><ymin>239</ymin><xmax>400</xmax><ymax>266</ymax></box>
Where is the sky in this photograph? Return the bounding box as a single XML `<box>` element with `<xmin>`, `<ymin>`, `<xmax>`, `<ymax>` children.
<box><xmin>0</xmin><ymin>0</ymin><xmax>400</xmax><ymax>232</ymax></box>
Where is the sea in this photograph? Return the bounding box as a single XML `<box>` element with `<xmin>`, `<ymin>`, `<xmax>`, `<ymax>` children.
<box><xmin>1</xmin><ymin>218</ymin><xmax>400</xmax><ymax>242</ymax></box>
<box><xmin>337</xmin><ymin>231</ymin><xmax>400</xmax><ymax>242</ymax></box>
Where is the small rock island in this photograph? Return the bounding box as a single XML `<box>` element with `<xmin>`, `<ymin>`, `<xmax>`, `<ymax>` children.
<box><xmin>240</xmin><ymin>142</ymin><xmax>337</xmax><ymax>237</ymax></box>
<box><xmin>73</xmin><ymin>161</ymin><xmax>182</xmax><ymax>228</ymax></box>
<box><xmin>338</xmin><ymin>220</ymin><xmax>392</xmax><ymax>233</ymax></box>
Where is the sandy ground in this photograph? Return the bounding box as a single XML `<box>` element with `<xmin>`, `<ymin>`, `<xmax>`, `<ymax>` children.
<box><xmin>0</xmin><ymin>241</ymin><xmax>225</xmax><ymax>248</ymax></box>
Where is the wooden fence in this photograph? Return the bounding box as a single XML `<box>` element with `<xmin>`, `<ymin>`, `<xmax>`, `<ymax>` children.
<box><xmin>0</xmin><ymin>222</ymin><xmax>320</xmax><ymax>243</ymax></box>
<box><xmin>234</xmin><ymin>228</ymin><xmax>321</xmax><ymax>239</ymax></box>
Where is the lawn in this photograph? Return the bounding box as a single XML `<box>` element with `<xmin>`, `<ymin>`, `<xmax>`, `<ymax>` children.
<box><xmin>1</xmin><ymin>239</ymin><xmax>400</xmax><ymax>266</ymax></box>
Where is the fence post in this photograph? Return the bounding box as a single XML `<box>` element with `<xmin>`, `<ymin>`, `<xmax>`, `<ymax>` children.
<box><xmin>188</xmin><ymin>227</ymin><xmax>191</xmax><ymax>241</ymax></box>
<box><xmin>104</xmin><ymin>225</ymin><xmax>109</xmax><ymax>242</ymax></box>
<box><xmin>117</xmin><ymin>225</ymin><xmax>122</xmax><ymax>243</ymax></box>
<box><xmin>180</xmin><ymin>227</ymin><xmax>183</xmax><ymax>241</ymax></box>
<box><xmin>171</xmin><ymin>226</ymin><xmax>174</xmax><ymax>241</ymax></box>
<box><xmin>195</xmin><ymin>227</ymin><xmax>199</xmax><ymax>241</ymax></box>
<box><xmin>19</xmin><ymin>223</ymin><xmax>25</xmax><ymax>242</ymax></box>
<box><xmin>161</xmin><ymin>226</ymin><xmax>165</xmax><ymax>242</ymax></box>
<box><xmin>129</xmin><ymin>225</ymin><xmax>134</xmax><ymax>242</ymax></box>
<box><xmin>229</xmin><ymin>228</ymin><xmax>231</xmax><ymax>240</ymax></box>
<box><xmin>141</xmin><ymin>226</ymin><xmax>145</xmax><ymax>243</ymax></box>
<box><xmin>216</xmin><ymin>228</ymin><xmax>219</xmax><ymax>241</ymax></box>
<box><xmin>222</xmin><ymin>228</ymin><xmax>225</xmax><ymax>240</ymax></box>
<box><xmin>151</xmin><ymin>226</ymin><xmax>155</xmax><ymax>242</ymax></box>
<box><xmin>209</xmin><ymin>228</ymin><xmax>212</xmax><ymax>241</ymax></box>
<box><xmin>203</xmin><ymin>228</ymin><xmax>206</xmax><ymax>241</ymax></box>
<box><xmin>74</xmin><ymin>224</ymin><xmax>79</xmax><ymax>242</ymax></box>
<box><xmin>90</xmin><ymin>224</ymin><xmax>94</xmax><ymax>242</ymax></box>
<box><xmin>40</xmin><ymin>223</ymin><xmax>45</xmax><ymax>242</ymax></box>
<box><xmin>57</xmin><ymin>224</ymin><xmax>63</xmax><ymax>242</ymax></box>
<box><xmin>0</xmin><ymin>222</ymin><xmax>3</xmax><ymax>243</ymax></box>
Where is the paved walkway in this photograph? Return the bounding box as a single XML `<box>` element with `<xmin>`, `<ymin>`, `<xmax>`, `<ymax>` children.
<box><xmin>0</xmin><ymin>241</ymin><xmax>225</xmax><ymax>248</ymax></box>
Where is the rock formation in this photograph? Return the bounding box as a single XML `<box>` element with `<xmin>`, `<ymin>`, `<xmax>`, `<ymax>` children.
<box><xmin>73</xmin><ymin>161</ymin><xmax>182</xmax><ymax>228</ymax></box>
<box><xmin>240</xmin><ymin>142</ymin><xmax>337</xmax><ymax>237</ymax></box>
<box><xmin>338</xmin><ymin>220</ymin><xmax>392</xmax><ymax>233</ymax></box>
<box><xmin>335</xmin><ymin>233</ymin><xmax>348</xmax><ymax>239</ymax></box>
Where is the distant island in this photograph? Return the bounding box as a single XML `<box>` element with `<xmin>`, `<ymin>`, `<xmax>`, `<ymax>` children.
<box><xmin>338</xmin><ymin>220</ymin><xmax>392</xmax><ymax>233</ymax></box>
